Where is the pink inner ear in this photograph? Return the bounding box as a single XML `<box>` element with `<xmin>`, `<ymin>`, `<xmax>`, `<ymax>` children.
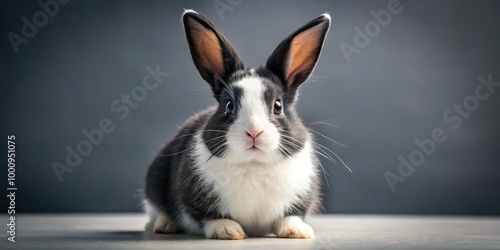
<box><xmin>189</xmin><ymin>19</ymin><xmax>225</xmax><ymax>77</ymax></box>
<box><xmin>286</xmin><ymin>24</ymin><xmax>324</xmax><ymax>84</ymax></box>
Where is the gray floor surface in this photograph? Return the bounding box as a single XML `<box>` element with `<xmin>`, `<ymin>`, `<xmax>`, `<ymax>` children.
<box><xmin>1</xmin><ymin>214</ymin><xmax>499</xmax><ymax>250</ymax></box>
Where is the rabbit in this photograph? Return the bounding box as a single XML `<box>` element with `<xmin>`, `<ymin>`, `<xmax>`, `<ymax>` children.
<box><xmin>143</xmin><ymin>9</ymin><xmax>331</xmax><ymax>240</ymax></box>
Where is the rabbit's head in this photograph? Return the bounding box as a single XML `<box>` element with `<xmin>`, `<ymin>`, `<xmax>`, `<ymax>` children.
<box><xmin>183</xmin><ymin>10</ymin><xmax>331</xmax><ymax>164</ymax></box>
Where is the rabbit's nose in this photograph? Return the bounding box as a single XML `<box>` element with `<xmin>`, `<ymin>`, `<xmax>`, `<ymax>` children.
<box><xmin>246</xmin><ymin>130</ymin><xmax>264</xmax><ymax>139</ymax></box>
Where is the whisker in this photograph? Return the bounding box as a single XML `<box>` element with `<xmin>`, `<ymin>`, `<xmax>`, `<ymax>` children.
<box><xmin>310</xmin><ymin>75</ymin><xmax>331</xmax><ymax>79</ymax></box>
<box><xmin>279</xmin><ymin>138</ymin><xmax>330</xmax><ymax>187</ymax></box>
<box><xmin>206</xmin><ymin>139</ymin><xmax>227</xmax><ymax>153</ymax></box>
<box><xmin>204</xmin><ymin>141</ymin><xmax>227</xmax><ymax>163</ymax></box>
<box><xmin>308</xmin><ymin>79</ymin><xmax>326</xmax><ymax>85</ymax></box>
<box><xmin>158</xmin><ymin>148</ymin><xmax>190</xmax><ymax>157</ymax></box>
<box><xmin>309</xmin><ymin>130</ymin><xmax>347</xmax><ymax>148</ymax></box>
<box><xmin>316</xmin><ymin>159</ymin><xmax>330</xmax><ymax>188</ymax></box>
<box><xmin>158</xmin><ymin>134</ymin><xmax>225</xmax><ymax>158</ymax></box>
<box><xmin>317</xmin><ymin>144</ymin><xmax>352</xmax><ymax>173</ymax></box>
<box><xmin>166</xmin><ymin>128</ymin><xmax>227</xmax><ymax>144</ymax></box>
<box><xmin>206</xmin><ymin>140</ymin><xmax>226</xmax><ymax>151</ymax></box>
<box><xmin>199</xmin><ymin>129</ymin><xmax>229</xmax><ymax>133</ymax></box>
<box><xmin>307</xmin><ymin>121</ymin><xmax>340</xmax><ymax>128</ymax></box>
<box><xmin>203</xmin><ymin>135</ymin><xmax>227</xmax><ymax>144</ymax></box>
<box><xmin>307</xmin><ymin>116</ymin><xmax>346</xmax><ymax>124</ymax></box>
<box><xmin>278</xmin><ymin>130</ymin><xmax>352</xmax><ymax>174</ymax></box>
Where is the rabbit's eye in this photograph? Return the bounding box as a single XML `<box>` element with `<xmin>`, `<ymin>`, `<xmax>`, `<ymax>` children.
<box><xmin>273</xmin><ymin>100</ymin><xmax>283</xmax><ymax>115</ymax></box>
<box><xmin>225</xmin><ymin>100</ymin><xmax>234</xmax><ymax>114</ymax></box>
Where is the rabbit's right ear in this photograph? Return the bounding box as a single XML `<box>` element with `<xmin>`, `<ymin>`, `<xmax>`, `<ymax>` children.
<box><xmin>183</xmin><ymin>10</ymin><xmax>244</xmax><ymax>98</ymax></box>
<box><xmin>266</xmin><ymin>14</ymin><xmax>331</xmax><ymax>94</ymax></box>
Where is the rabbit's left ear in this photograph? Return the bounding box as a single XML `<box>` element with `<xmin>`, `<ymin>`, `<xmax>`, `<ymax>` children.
<box><xmin>183</xmin><ymin>10</ymin><xmax>244</xmax><ymax>99</ymax></box>
<box><xmin>266</xmin><ymin>14</ymin><xmax>331</xmax><ymax>91</ymax></box>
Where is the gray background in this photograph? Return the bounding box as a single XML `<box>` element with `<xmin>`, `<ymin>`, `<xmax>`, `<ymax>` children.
<box><xmin>1</xmin><ymin>0</ymin><xmax>499</xmax><ymax>214</ymax></box>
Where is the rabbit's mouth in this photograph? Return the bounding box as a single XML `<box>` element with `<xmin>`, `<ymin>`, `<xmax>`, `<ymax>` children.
<box><xmin>246</xmin><ymin>136</ymin><xmax>265</xmax><ymax>151</ymax></box>
<box><xmin>246</xmin><ymin>145</ymin><xmax>262</xmax><ymax>151</ymax></box>
<box><xmin>229</xmin><ymin>145</ymin><xmax>274</xmax><ymax>164</ymax></box>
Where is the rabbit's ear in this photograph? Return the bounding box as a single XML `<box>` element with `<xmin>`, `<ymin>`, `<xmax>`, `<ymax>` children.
<box><xmin>183</xmin><ymin>10</ymin><xmax>244</xmax><ymax>96</ymax></box>
<box><xmin>266</xmin><ymin>14</ymin><xmax>331</xmax><ymax>91</ymax></box>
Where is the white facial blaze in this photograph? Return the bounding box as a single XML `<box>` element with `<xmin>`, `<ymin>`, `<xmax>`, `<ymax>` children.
<box><xmin>225</xmin><ymin>76</ymin><xmax>280</xmax><ymax>163</ymax></box>
<box><xmin>236</xmin><ymin>77</ymin><xmax>267</xmax><ymax>131</ymax></box>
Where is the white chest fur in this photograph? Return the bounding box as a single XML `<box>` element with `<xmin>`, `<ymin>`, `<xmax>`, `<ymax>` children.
<box><xmin>193</xmin><ymin>133</ymin><xmax>316</xmax><ymax>235</ymax></box>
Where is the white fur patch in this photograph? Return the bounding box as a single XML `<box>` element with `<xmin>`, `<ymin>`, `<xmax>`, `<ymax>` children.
<box><xmin>143</xmin><ymin>199</ymin><xmax>157</xmax><ymax>232</ymax></box>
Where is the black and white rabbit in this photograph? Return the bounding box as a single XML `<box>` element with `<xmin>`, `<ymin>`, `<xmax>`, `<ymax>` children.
<box><xmin>144</xmin><ymin>9</ymin><xmax>331</xmax><ymax>240</ymax></box>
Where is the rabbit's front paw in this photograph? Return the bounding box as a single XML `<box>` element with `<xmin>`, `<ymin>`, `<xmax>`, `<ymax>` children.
<box><xmin>204</xmin><ymin>219</ymin><xmax>246</xmax><ymax>240</ymax></box>
<box><xmin>274</xmin><ymin>216</ymin><xmax>314</xmax><ymax>239</ymax></box>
